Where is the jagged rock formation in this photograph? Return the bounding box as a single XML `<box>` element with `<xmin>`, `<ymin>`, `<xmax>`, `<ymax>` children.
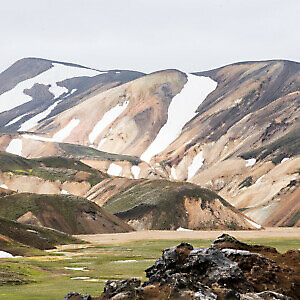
<box><xmin>64</xmin><ymin>235</ymin><xmax>300</xmax><ymax>300</ymax></box>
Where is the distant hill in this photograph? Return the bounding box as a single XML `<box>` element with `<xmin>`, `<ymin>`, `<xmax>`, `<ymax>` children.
<box><xmin>0</xmin><ymin>193</ymin><xmax>133</xmax><ymax>235</ymax></box>
<box><xmin>0</xmin><ymin>216</ymin><xmax>81</xmax><ymax>255</ymax></box>
<box><xmin>86</xmin><ymin>177</ymin><xmax>260</xmax><ymax>230</ymax></box>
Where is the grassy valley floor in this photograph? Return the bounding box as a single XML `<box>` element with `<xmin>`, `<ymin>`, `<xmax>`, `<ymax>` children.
<box><xmin>0</xmin><ymin>228</ymin><xmax>299</xmax><ymax>299</ymax></box>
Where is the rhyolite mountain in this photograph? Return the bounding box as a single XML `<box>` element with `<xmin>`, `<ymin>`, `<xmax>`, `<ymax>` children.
<box><xmin>0</xmin><ymin>57</ymin><xmax>299</xmax><ymax>228</ymax></box>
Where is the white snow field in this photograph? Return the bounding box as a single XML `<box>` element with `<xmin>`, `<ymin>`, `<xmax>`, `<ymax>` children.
<box><xmin>97</xmin><ymin>138</ymin><xmax>107</xmax><ymax>149</ymax></box>
<box><xmin>0</xmin><ymin>251</ymin><xmax>14</xmax><ymax>258</ymax></box>
<box><xmin>255</xmin><ymin>175</ymin><xmax>265</xmax><ymax>185</ymax></box>
<box><xmin>52</xmin><ymin>118</ymin><xmax>80</xmax><ymax>142</ymax></box>
<box><xmin>6</xmin><ymin>139</ymin><xmax>22</xmax><ymax>156</ymax></box>
<box><xmin>18</xmin><ymin>101</ymin><xmax>60</xmax><ymax>132</ymax></box>
<box><xmin>0</xmin><ymin>63</ymin><xmax>101</xmax><ymax>114</ymax></box>
<box><xmin>176</xmin><ymin>227</ymin><xmax>193</xmax><ymax>232</ymax></box>
<box><xmin>281</xmin><ymin>157</ymin><xmax>289</xmax><ymax>163</ymax></box>
<box><xmin>244</xmin><ymin>217</ymin><xmax>261</xmax><ymax>229</ymax></box>
<box><xmin>187</xmin><ymin>150</ymin><xmax>204</xmax><ymax>180</ymax></box>
<box><xmin>5</xmin><ymin>113</ymin><xmax>27</xmax><ymax>127</ymax></box>
<box><xmin>131</xmin><ymin>165</ymin><xmax>140</xmax><ymax>179</ymax></box>
<box><xmin>22</xmin><ymin>118</ymin><xmax>80</xmax><ymax>143</ymax></box>
<box><xmin>171</xmin><ymin>166</ymin><xmax>177</xmax><ymax>180</ymax></box>
<box><xmin>107</xmin><ymin>163</ymin><xmax>122</xmax><ymax>176</ymax></box>
<box><xmin>88</xmin><ymin>101</ymin><xmax>129</xmax><ymax>145</ymax></box>
<box><xmin>141</xmin><ymin>74</ymin><xmax>217</xmax><ymax>162</ymax></box>
<box><xmin>245</xmin><ymin>158</ymin><xmax>256</xmax><ymax>167</ymax></box>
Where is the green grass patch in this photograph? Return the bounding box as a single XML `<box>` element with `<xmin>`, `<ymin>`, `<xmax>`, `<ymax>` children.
<box><xmin>0</xmin><ymin>237</ymin><xmax>299</xmax><ymax>299</ymax></box>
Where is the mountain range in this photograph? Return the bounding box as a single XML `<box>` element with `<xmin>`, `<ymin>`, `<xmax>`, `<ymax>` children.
<box><xmin>0</xmin><ymin>57</ymin><xmax>299</xmax><ymax>235</ymax></box>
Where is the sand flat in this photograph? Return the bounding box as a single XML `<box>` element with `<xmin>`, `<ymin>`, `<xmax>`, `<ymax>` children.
<box><xmin>76</xmin><ymin>227</ymin><xmax>300</xmax><ymax>245</ymax></box>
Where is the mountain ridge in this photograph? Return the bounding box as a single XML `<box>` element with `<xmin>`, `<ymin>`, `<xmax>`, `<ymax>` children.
<box><xmin>0</xmin><ymin>57</ymin><xmax>299</xmax><ymax>228</ymax></box>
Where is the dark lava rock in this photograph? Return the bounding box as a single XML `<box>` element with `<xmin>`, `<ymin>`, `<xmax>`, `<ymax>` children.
<box><xmin>212</xmin><ymin>234</ymin><xmax>278</xmax><ymax>254</ymax></box>
<box><xmin>144</xmin><ymin>245</ymin><xmax>253</xmax><ymax>294</ymax></box>
<box><xmin>63</xmin><ymin>292</ymin><xmax>92</xmax><ymax>300</ymax></box>
<box><xmin>103</xmin><ymin>278</ymin><xmax>141</xmax><ymax>298</ymax></box>
<box><xmin>63</xmin><ymin>235</ymin><xmax>300</xmax><ymax>300</ymax></box>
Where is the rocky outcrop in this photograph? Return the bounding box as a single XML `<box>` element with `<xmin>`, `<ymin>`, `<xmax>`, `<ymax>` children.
<box><xmin>63</xmin><ymin>235</ymin><xmax>300</xmax><ymax>299</ymax></box>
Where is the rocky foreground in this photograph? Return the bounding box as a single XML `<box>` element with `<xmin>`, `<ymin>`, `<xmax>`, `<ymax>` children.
<box><xmin>64</xmin><ymin>234</ymin><xmax>300</xmax><ymax>300</ymax></box>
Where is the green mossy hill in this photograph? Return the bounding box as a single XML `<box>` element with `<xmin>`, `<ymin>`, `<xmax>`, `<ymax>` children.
<box><xmin>59</xmin><ymin>142</ymin><xmax>142</xmax><ymax>165</ymax></box>
<box><xmin>104</xmin><ymin>179</ymin><xmax>227</xmax><ymax>214</ymax></box>
<box><xmin>0</xmin><ymin>193</ymin><xmax>133</xmax><ymax>235</ymax></box>
<box><xmin>240</xmin><ymin>127</ymin><xmax>300</xmax><ymax>164</ymax></box>
<box><xmin>0</xmin><ymin>151</ymin><xmax>107</xmax><ymax>186</ymax></box>
<box><xmin>102</xmin><ymin>179</ymin><xmax>247</xmax><ymax>230</ymax></box>
<box><xmin>0</xmin><ymin>216</ymin><xmax>80</xmax><ymax>254</ymax></box>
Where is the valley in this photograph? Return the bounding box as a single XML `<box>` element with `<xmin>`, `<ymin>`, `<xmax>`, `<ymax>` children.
<box><xmin>0</xmin><ymin>230</ymin><xmax>299</xmax><ymax>300</ymax></box>
<box><xmin>0</xmin><ymin>57</ymin><xmax>299</xmax><ymax>299</ymax></box>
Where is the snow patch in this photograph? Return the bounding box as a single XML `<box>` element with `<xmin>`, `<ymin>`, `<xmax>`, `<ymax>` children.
<box><xmin>52</xmin><ymin>118</ymin><xmax>80</xmax><ymax>142</ymax></box>
<box><xmin>89</xmin><ymin>101</ymin><xmax>129</xmax><ymax>145</ymax></box>
<box><xmin>22</xmin><ymin>118</ymin><xmax>80</xmax><ymax>143</ymax></box>
<box><xmin>281</xmin><ymin>157</ymin><xmax>289</xmax><ymax>163</ymax></box>
<box><xmin>70</xmin><ymin>277</ymin><xmax>90</xmax><ymax>280</ymax></box>
<box><xmin>6</xmin><ymin>139</ymin><xmax>22</xmax><ymax>156</ymax></box>
<box><xmin>18</xmin><ymin>101</ymin><xmax>60</xmax><ymax>132</ymax></box>
<box><xmin>131</xmin><ymin>165</ymin><xmax>140</xmax><ymax>179</ymax></box>
<box><xmin>255</xmin><ymin>175</ymin><xmax>265</xmax><ymax>185</ymax></box>
<box><xmin>176</xmin><ymin>227</ymin><xmax>193</xmax><ymax>232</ymax></box>
<box><xmin>171</xmin><ymin>166</ymin><xmax>177</xmax><ymax>180</ymax></box>
<box><xmin>49</xmin><ymin>85</ymin><xmax>68</xmax><ymax>98</ymax></box>
<box><xmin>0</xmin><ymin>251</ymin><xmax>14</xmax><ymax>258</ymax></box>
<box><xmin>141</xmin><ymin>74</ymin><xmax>217</xmax><ymax>162</ymax></box>
<box><xmin>65</xmin><ymin>267</ymin><xmax>87</xmax><ymax>271</ymax></box>
<box><xmin>97</xmin><ymin>138</ymin><xmax>107</xmax><ymax>149</ymax></box>
<box><xmin>245</xmin><ymin>158</ymin><xmax>256</xmax><ymax>167</ymax></box>
<box><xmin>22</xmin><ymin>134</ymin><xmax>54</xmax><ymax>143</ymax></box>
<box><xmin>0</xmin><ymin>63</ymin><xmax>101</xmax><ymax>114</ymax></box>
<box><xmin>188</xmin><ymin>150</ymin><xmax>204</xmax><ymax>180</ymax></box>
<box><xmin>244</xmin><ymin>217</ymin><xmax>261</xmax><ymax>229</ymax></box>
<box><xmin>221</xmin><ymin>249</ymin><xmax>251</xmax><ymax>256</ymax></box>
<box><xmin>107</xmin><ymin>163</ymin><xmax>122</xmax><ymax>176</ymax></box>
<box><xmin>0</xmin><ymin>184</ymin><xmax>8</xmax><ymax>189</ymax></box>
<box><xmin>113</xmin><ymin>260</ymin><xmax>138</xmax><ymax>263</ymax></box>
<box><xmin>5</xmin><ymin>113</ymin><xmax>27</xmax><ymax>127</ymax></box>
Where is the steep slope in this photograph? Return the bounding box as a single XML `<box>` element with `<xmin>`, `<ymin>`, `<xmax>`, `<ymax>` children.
<box><xmin>0</xmin><ymin>193</ymin><xmax>133</xmax><ymax>234</ymax></box>
<box><xmin>86</xmin><ymin>177</ymin><xmax>259</xmax><ymax>230</ymax></box>
<box><xmin>0</xmin><ymin>57</ymin><xmax>144</xmax><ymax>132</ymax></box>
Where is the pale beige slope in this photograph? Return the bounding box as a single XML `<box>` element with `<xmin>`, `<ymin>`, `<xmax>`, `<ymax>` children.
<box><xmin>29</xmin><ymin>70</ymin><xmax>187</xmax><ymax>156</ymax></box>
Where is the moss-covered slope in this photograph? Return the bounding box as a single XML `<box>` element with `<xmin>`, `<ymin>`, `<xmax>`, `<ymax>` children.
<box><xmin>0</xmin><ymin>193</ymin><xmax>133</xmax><ymax>235</ymax></box>
<box><xmin>0</xmin><ymin>216</ymin><xmax>80</xmax><ymax>255</ymax></box>
<box><xmin>88</xmin><ymin>178</ymin><xmax>256</xmax><ymax>230</ymax></box>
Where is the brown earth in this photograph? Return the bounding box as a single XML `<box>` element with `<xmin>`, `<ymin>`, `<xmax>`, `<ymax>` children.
<box><xmin>76</xmin><ymin>227</ymin><xmax>300</xmax><ymax>245</ymax></box>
